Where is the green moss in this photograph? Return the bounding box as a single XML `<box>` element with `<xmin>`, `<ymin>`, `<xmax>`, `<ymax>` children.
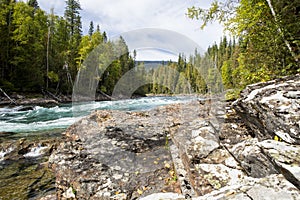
<box><xmin>0</xmin><ymin>159</ymin><xmax>55</xmax><ymax>199</ymax></box>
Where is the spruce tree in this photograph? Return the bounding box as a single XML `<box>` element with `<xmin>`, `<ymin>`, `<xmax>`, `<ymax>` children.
<box><xmin>88</xmin><ymin>21</ymin><xmax>94</xmax><ymax>37</ymax></box>
<box><xmin>28</xmin><ymin>0</ymin><xmax>39</xmax><ymax>10</ymax></box>
<box><xmin>64</xmin><ymin>0</ymin><xmax>82</xmax><ymax>92</ymax></box>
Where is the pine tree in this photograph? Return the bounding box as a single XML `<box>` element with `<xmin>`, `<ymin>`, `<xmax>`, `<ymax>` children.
<box><xmin>0</xmin><ymin>0</ymin><xmax>14</xmax><ymax>85</ymax></box>
<box><xmin>28</xmin><ymin>0</ymin><xmax>39</xmax><ymax>10</ymax></box>
<box><xmin>88</xmin><ymin>21</ymin><xmax>94</xmax><ymax>37</ymax></box>
<box><xmin>64</xmin><ymin>0</ymin><xmax>81</xmax><ymax>38</ymax></box>
<box><xmin>11</xmin><ymin>2</ymin><xmax>47</xmax><ymax>91</ymax></box>
<box><xmin>64</xmin><ymin>0</ymin><xmax>82</xmax><ymax>93</ymax></box>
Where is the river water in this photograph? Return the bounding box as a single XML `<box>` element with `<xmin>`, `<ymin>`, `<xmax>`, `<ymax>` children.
<box><xmin>0</xmin><ymin>96</ymin><xmax>196</xmax><ymax>134</ymax></box>
<box><xmin>0</xmin><ymin>96</ymin><xmax>197</xmax><ymax>199</ymax></box>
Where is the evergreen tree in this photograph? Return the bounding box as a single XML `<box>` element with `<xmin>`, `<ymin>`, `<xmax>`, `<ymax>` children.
<box><xmin>0</xmin><ymin>0</ymin><xmax>14</xmax><ymax>87</ymax></box>
<box><xmin>11</xmin><ymin>2</ymin><xmax>47</xmax><ymax>91</ymax></box>
<box><xmin>88</xmin><ymin>21</ymin><xmax>94</xmax><ymax>37</ymax></box>
<box><xmin>28</xmin><ymin>0</ymin><xmax>39</xmax><ymax>10</ymax></box>
<box><xmin>64</xmin><ymin>0</ymin><xmax>81</xmax><ymax>38</ymax></box>
<box><xmin>64</xmin><ymin>0</ymin><xmax>82</xmax><ymax>93</ymax></box>
<box><xmin>188</xmin><ymin>0</ymin><xmax>299</xmax><ymax>95</ymax></box>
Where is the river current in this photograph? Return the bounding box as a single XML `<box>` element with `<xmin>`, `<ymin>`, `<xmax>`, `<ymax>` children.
<box><xmin>0</xmin><ymin>96</ymin><xmax>196</xmax><ymax>133</ymax></box>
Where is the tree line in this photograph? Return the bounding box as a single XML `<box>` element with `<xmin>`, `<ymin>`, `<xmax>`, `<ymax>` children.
<box><xmin>0</xmin><ymin>0</ymin><xmax>135</xmax><ymax>97</ymax></box>
<box><xmin>188</xmin><ymin>0</ymin><xmax>299</xmax><ymax>98</ymax></box>
<box><xmin>0</xmin><ymin>0</ymin><xmax>299</xmax><ymax>100</ymax></box>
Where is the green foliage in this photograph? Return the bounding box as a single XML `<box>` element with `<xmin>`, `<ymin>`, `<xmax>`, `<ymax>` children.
<box><xmin>225</xmin><ymin>89</ymin><xmax>241</xmax><ymax>101</ymax></box>
<box><xmin>48</xmin><ymin>71</ymin><xmax>59</xmax><ymax>83</ymax></box>
<box><xmin>188</xmin><ymin>0</ymin><xmax>300</xmax><ymax>90</ymax></box>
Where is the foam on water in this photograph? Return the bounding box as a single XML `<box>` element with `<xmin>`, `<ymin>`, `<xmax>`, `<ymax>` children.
<box><xmin>0</xmin><ymin>147</ymin><xmax>14</xmax><ymax>161</ymax></box>
<box><xmin>23</xmin><ymin>145</ymin><xmax>49</xmax><ymax>158</ymax></box>
<box><xmin>0</xmin><ymin>96</ymin><xmax>196</xmax><ymax>133</ymax></box>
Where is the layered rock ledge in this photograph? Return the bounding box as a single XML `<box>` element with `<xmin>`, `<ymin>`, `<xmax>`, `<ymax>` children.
<box><xmin>48</xmin><ymin>75</ymin><xmax>300</xmax><ymax>199</ymax></box>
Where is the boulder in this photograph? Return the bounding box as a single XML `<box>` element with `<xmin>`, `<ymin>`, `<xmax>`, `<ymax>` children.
<box><xmin>48</xmin><ymin>75</ymin><xmax>300</xmax><ymax>199</ymax></box>
<box><xmin>233</xmin><ymin>74</ymin><xmax>300</xmax><ymax>144</ymax></box>
<box><xmin>49</xmin><ymin>106</ymin><xmax>184</xmax><ymax>199</ymax></box>
<box><xmin>259</xmin><ymin>139</ymin><xmax>300</xmax><ymax>189</ymax></box>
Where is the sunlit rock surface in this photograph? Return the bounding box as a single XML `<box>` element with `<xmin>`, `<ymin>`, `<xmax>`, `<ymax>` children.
<box><xmin>48</xmin><ymin>75</ymin><xmax>300</xmax><ymax>199</ymax></box>
<box><xmin>233</xmin><ymin>74</ymin><xmax>300</xmax><ymax>144</ymax></box>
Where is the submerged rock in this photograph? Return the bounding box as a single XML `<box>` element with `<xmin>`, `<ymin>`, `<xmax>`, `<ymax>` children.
<box><xmin>0</xmin><ymin>137</ymin><xmax>60</xmax><ymax>199</ymax></box>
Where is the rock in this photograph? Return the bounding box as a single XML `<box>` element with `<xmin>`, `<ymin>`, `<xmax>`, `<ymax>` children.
<box><xmin>169</xmin><ymin>100</ymin><xmax>253</xmax><ymax>197</ymax></box>
<box><xmin>228</xmin><ymin>139</ymin><xmax>278</xmax><ymax>178</ymax></box>
<box><xmin>17</xmin><ymin>98</ymin><xmax>59</xmax><ymax>106</ymax></box>
<box><xmin>49</xmin><ymin>106</ymin><xmax>185</xmax><ymax>199</ymax></box>
<box><xmin>233</xmin><ymin>74</ymin><xmax>300</xmax><ymax>144</ymax></box>
<box><xmin>259</xmin><ymin>140</ymin><xmax>300</xmax><ymax>189</ymax></box>
<box><xmin>0</xmin><ymin>137</ymin><xmax>59</xmax><ymax>199</ymax></box>
<box><xmin>139</xmin><ymin>192</ymin><xmax>185</xmax><ymax>200</ymax></box>
<box><xmin>39</xmin><ymin>194</ymin><xmax>57</xmax><ymax>200</ymax></box>
<box><xmin>48</xmin><ymin>75</ymin><xmax>300</xmax><ymax>199</ymax></box>
<box><xmin>193</xmin><ymin>174</ymin><xmax>300</xmax><ymax>200</ymax></box>
<box><xmin>16</xmin><ymin>105</ymin><xmax>34</xmax><ymax>111</ymax></box>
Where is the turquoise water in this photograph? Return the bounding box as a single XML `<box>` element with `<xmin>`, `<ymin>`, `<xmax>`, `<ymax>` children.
<box><xmin>0</xmin><ymin>96</ymin><xmax>196</xmax><ymax>133</ymax></box>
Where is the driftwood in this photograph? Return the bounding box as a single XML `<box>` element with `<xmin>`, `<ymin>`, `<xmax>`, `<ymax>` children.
<box><xmin>98</xmin><ymin>90</ymin><xmax>114</xmax><ymax>100</ymax></box>
<box><xmin>42</xmin><ymin>89</ymin><xmax>62</xmax><ymax>102</ymax></box>
<box><xmin>0</xmin><ymin>88</ymin><xmax>17</xmax><ymax>105</ymax></box>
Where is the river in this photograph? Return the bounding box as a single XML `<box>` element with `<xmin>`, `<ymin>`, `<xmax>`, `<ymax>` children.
<box><xmin>0</xmin><ymin>96</ymin><xmax>196</xmax><ymax>134</ymax></box>
<box><xmin>0</xmin><ymin>96</ymin><xmax>197</xmax><ymax>199</ymax></box>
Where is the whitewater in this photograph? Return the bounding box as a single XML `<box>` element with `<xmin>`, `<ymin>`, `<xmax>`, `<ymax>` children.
<box><xmin>0</xmin><ymin>96</ymin><xmax>196</xmax><ymax>133</ymax></box>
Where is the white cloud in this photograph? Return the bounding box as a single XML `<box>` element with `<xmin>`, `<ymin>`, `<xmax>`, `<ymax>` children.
<box><xmin>39</xmin><ymin>0</ymin><xmax>224</xmax><ymax>60</ymax></box>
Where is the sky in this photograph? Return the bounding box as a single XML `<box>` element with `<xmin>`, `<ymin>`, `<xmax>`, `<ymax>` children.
<box><xmin>38</xmin><ymin>0</ymin><xmax>224</xmax><ymax>61</ymax></box>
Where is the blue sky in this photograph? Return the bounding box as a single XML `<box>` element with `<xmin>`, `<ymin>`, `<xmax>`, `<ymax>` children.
<box><xmin>39</xmin><ymin>0</ymin><xmax>224</xmax><ymax>60</ymax></box>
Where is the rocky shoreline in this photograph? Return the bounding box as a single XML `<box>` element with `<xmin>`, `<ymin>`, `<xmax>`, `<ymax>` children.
<box><xmin>44</xmin><ymin>75</ymin><xmax>300</xmax><ymax>199</ymax></box>
<box><xmin>1</xmin><ymin>75</ymin><xmax>299</xmax><ymax>199</ymax></box>
<box><xmin>0</xmin><ymin>91</ymin><xmax>146</xmax><ymax>107</ymax></box>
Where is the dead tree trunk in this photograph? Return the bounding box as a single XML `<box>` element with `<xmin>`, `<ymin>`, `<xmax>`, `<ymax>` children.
<box><xmin>266</xmin><ymin>0</ymin><xmax>299</xmax><ymax>63</ymax></box>
<box><xmin>0</xmin><ymin>88</ymin><xmax>17</xmax><ymax>105</ymax></box>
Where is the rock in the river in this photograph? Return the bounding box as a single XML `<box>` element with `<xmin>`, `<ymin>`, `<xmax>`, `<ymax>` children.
<box><xmin>233</xmin><ymin>74</ymin><xmax>300</xmax><ymax>144</ymax></box>
<box><xmin>0</xmin><ymin>137</ymin><xmax>60</xmax><ymax>199</ymax></box>
<box><xmin>49</xmin><ymin>106</ymin><xmax>184</xmax><ymax>199</ymax></box>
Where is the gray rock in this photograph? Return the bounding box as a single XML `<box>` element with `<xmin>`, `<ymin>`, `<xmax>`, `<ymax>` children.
<box><xmin>228</xmin><ymin>139</ymin><xmax>278</xmax><ymax>178</ymax></box>
<box><xmin>139</xmin><ymin>192</ymin><xmax>184</xmax><ymax>200</ymax></box>
<box><xmin>193</xmin><ymin>174</ymin><xmax>300</xmax><ymax>200</ymax></box>
<box><xmin>233</xmin><ymin>74</ymin><xmax>300</xmax><ymax>144</ymax></box>
<box><xmin>48</xmin><ymin>75</ymin><xmax>300</xmax><ymax>199</ymax></box>
<box><xmin>259</xmin><ymin>139</ymin><xmax>300</xmax><ymax>189</ymax></box>
<box><xmin>49</xmin><ymin>106</ymin><xmax>184</xmax><ymax>199</ymax></box>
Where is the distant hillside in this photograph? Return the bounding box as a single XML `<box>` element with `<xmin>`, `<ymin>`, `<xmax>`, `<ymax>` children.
<box><xmin>135</xmin><ymin>60</ymin><xmax>176</xmax><ymax>70</ymax></box>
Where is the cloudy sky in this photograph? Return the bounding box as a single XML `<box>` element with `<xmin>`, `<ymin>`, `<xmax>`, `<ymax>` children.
<box><xmin>39</xmin><ymin>0</ymin><xmax>224</xmax><ymax>60</ymax></box>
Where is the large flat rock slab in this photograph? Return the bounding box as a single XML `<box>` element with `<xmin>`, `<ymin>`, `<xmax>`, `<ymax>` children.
<box><xmin>233</xmin><ymin>74</ymin><xmax>300</xmax><ymax>144</ymax></box>
<box><xmin>49</xmin><ymin>105</ymin><xmax>187</xmax><ymax>199</ymax></box>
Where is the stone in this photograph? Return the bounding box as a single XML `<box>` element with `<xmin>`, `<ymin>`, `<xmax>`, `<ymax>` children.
<box><xmin>139</xmin><ymin>192</ymin><xmax>185</xmax><ymax>200</ymax></box>
<box><xmin>47</xmin><ymin>75</ymin><xmax>300</xmax><ymax>200</ymax></box>
<box><xmin>49</xmin><ymin>106</ymin><xmax>184</xmax><ymax>199</ymax></box>
<box><xmin>192</xmin><ymin>174</ymin><xmax>300</xmax><ymax>200</ymax></box>
<box><xmin>228</xmin><ymin>139</ymin><xmax>278</xmax><ymax>178</ymax></box>
<box><xmin>259</xmin><ymin>139</ymin><xmax>300</xmax><ymax>189</ymax></box>
<box><xmin>233</xmin><ymin>74</ymin><xmax>300</xmax><ymax>144</ymax></box>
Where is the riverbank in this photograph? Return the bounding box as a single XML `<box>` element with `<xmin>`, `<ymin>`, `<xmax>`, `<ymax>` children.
<box><xmin>0</xmin><ymin>91</ymin><xmax>148</xmax><ymax>108</ymax></box>
<box><xmin>46</xmin><ymin>74</ymin><xmax>300</xmax><ymax>199</ymax></box>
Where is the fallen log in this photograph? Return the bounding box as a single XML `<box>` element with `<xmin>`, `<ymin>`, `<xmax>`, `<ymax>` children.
<box><xmin>42</xmin><ymin>89</ymin><xmax>62</xmax><ymax>102</ymax></box>
<box><xmin>0</xmin><ymin>88</ymin><xmax>17</xmax><ymax>105</ymax></box>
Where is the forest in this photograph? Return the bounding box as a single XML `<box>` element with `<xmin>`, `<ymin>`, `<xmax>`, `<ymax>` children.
<box><xmin>0</xmin><ymin>0</ymin><xmax>299</xmax><ymax>100</ymax></box>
